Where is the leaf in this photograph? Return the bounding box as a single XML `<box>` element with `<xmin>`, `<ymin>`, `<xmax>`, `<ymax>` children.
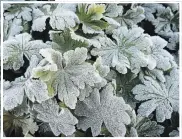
<box><xmin>76</xmin><ymin>4</ymin><xmax>109</xmax><ymax>34</ymax></box>
<box><xmin>78</xmin><ymin>57</ymin><xmax>110</xmax><ymax>101</ymax></box>
<box><xmin>114</xmin><ymin>6</ymin><xmax>145</xmax><ymax>27</ymax></box>
<box><xmin>4</xmin><ymin>4</ymin><xmax>32</xmax><ymax>21</ymax></box>
<box><xmin>75</xmin><ymin>83</ymin><xmax>132</xmax><ymax>136</ymax></box>
<box><xmin>169</xmin><ymin>128</ymin><xmax>179</xmax><ymax>137</ymax></box>
<box><xmin>33</xmin><ymin>98</ymin><xmax>78</xmax><ymax>136</ymax></box>
<box><xmin>141</xmin><ymin>4</ymin><xmax>164</xmax><ymax>22</ymax></box>
<box><xmin>3</xmin><ymin>56</ymin><xmax>50</xmax><ymax>111</ymax></box>
<box><xmin>32</xmin><ymin>47</ymin><xmax>102</xmax><ymax>109</ymax></box>
<box><xmin>3</xmin><ymin>79</ymin><xmax>25</xmax><ymax>111</ymax></box>
<box><xmin>13</xmin><ymin>97</ymin><xmax>29</xmax><ymax>117</ymax></box>
<box><xmin>104</xmin><ymin>4</ymin><xmax>123</xmax><ymax>18</ymax></box>
<box><xmin>167</xmin><ymin>4</ymin><xmax>179</xmax><ymax>12</ymax></box>
<box><xmin>139</xmin><ymin>68</ymin><xmax>166</xmax><ymax>83</ymax></box>
<box><xmin>3</xmin><ymin>33</ymin><xmax>49</xmax><ymax>70</ymax></box>
<box><xmin>132</xmin><ymin>68</ymin><xmax>179</xmax><ymax>122</ymax></box>
<box><xmin>91</xmin><ymin>27</ymin><xmax>154</xmax><ymax>74</ymax></box>
<box><xmin>167</xmin><ymin>32</ymin><xmax>179</xmax><ymax>50</ymax></box>
<box><xmin>49</xmin><ymin>29</ymin><xmax>88</xmax><ymax>53</ymax></box>
<box><xmin>153</xmin><ymin>7</ymin><xmax>179</xmax><ymax>33</ymax></box>
<box><xmin>32</xmin><ymin>4</ymin><xmax>79</xmax><ymax>32</ymax></box>
<box><xmin>3</xmin><ymin>18</ymin><xmax>23</xmax><ymax>41</ymax></box>
<box><xmin>150</xmin><ymin>36</ymin><xmax>177</xmax><ymax>71</ymax></box>
<box><xmin>24</xmin><ymin>79</ymin><xmax>50</xmax><ymax>103</ymax></box>
<box><xmin>3</xmin><ymin>112</ymin><xmax>38</xmax><ymax>137</ymax></box>
<box><xmin>129</xmin><ymin>116</ymin><xmax>164</xmax><ymax>137</ymax></box>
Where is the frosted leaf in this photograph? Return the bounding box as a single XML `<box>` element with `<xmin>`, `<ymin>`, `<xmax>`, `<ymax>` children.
<box><xmin>93</xmin><ymin>57</ymin><xmax>110</xmax><ymax>77</ymax></box>
<box><xmin>167</xmin><ymin>4</ymin><xmax>179</xmax><ymax>12</ymax></box>
<box><xmin>139</xmin><ymin>68</ymin><xmax>166</xmax><ymax>83</ymax></box>
<box><xmin>169</xmin><ymin>128</ymin><xmax>179</xmax><ymax>137</ymax></box>
<box><xmin>3</xmin><ymin>56</ymin><xmax>50</xmax><ymax>110</ymax></box>
<box><xmin>3</xmin><ymin>18</ymin><xmax>23</xmax><ymax>40</ymax></box>
<box><xmin>4</xmin><ymin>4</ymin><xmax>32</xmax><ymax>21</ymax></box>
<box><xmin>78</xmin><ymin>57</ymin><xmax>109</xmax><ymax>101</ymax></box>
<box><xmin>49</xmin><ymin>30</ymin><xmax>88</xmax><ymax>53</ymax></box>
<box><xmin>13</xmin><ymin>97</ymin><xmax>29</xmax><ymax>116</ymax></box>
<box><xmin>24</xmin><ymin>79</ymin><xmax>50</xmax><ymax>103</ymax></box>
<box><xmin>3</xmin><ymin>4</ymin><xmax>11</xmax><ymax>11</ymax></box>
<box><xmin>70</xmin><ymin>29</ymin><xmax>104</xmax><ymax>48</ymax></box>
<box><xmin>172</xmin><ymin>51</ymin><xmax>179</xmax><ymax>65</ymax></box>
<box><xmin>3</xmin><ymin>33</ymin><xmax>49</xmax><ymax>70</ymax></box>
<box><xmin>150</xmin><ymin>36</ymin><xmax>176</xmax><ymax>71</ymax></box>
<box><xmin>32</xmin><ymin>4</ymin><xmax>79</xmax><ymax>32</ymax></box>
<box><xmin>32</xmin><ymin>48</ymin><xmax>102</xmax><ymax>109</ymax></box>
<box><xmin>114</xmin><ymin>6</ymin><xmax>145</xmax><ymax>27</ymax></box>
<box><xmin>167</xmin><ymin>32</ymin><xmax>179</xmax><ymax>50</ymax></box>
<box><xmin>76</xmin><ymin>4</ymin><xmax>108</xmax><ymax>34</ymax></box>
<box><xmin>132</xmin><ymin>68</ymin><xmax>179</xmax><ymax>122</ymax></box>
<box><xmin>153</xmin><ymin>7</ymin><xmax>179</xmax><ymax>33</ymax></box>
<box><xmin>34</xmin><ymin>99</ymin><xmax>78</xmax><ymax>136</ymax></box>
<box><xmin>91</xmin><ymin>27</ymin><xmax>154</xmax><ymax>74</ymax></box>
<box><xmin>104</xmin><ymin>4</ymin><xmax>123</xmax><ymax>17</ymax></box>
<box><xmin>79</xmin><ymin>85</ymin><xmax>92</xmax><ymax>101</ymax></box>
<box><xmin>102</xmin><ymin>4</ymin><xmax>122</xmax><ymax>33</ymax></box>
<box><xmin>129</xmin><ymin>116</ymin><xmax>164</xmax><ymax>137</ymax></box>
<box><xmin>75</xmin><ymin>83</ymin><xmax>132</xmax><ymax>136</ymax></box>
<box><xmin>141</xmin><ymin>4</ymin><xmax>164</xmax><ymax>22</ymax></box>
<box><xmin>3</xmin><ymin>79</ymin><xmax>25</xmax><ymax>111</ymax></box>
<box><xmin>3</xmin><ymin>112</ymin><xmax>38</xmax><ymax>136</ymax></box>
<box><xmin>129</xmin><ymin>127</ymin><xmax>138</xmax><ymax>137</ymax></box>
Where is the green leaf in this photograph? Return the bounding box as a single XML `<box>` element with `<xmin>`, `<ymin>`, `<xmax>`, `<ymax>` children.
<box><xmin>76</xmin><ymin>4</ymin><xmax>109</xmax><ymax>34</ymax></box>
<box><xmin>49</xmin><ymin>29</ymin><xmax>88</xmax><ymax>53</ymax></box>
<box><xmin>3</xmin><ymin>112</ymin><xmax>38</xmax><ymax>137</ymax></box>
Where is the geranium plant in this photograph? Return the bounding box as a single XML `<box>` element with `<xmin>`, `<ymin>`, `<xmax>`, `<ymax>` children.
<box><xmin>2</xmin><ymin>2</ymin><xmax>179</xmax><ymax>137</ymax></box>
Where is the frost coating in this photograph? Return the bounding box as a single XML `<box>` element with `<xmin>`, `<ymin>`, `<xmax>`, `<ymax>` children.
<box><xmin>34</xmin><ymin>99</ymin><xmax>78</xmax><ymax>136</ymax></box>
<box><xmin>4</xmin><ymin>56</ymin><xmax>50</xmax><ymax>110</ymax></box>
<box><xmin>3</xmin><ymin>3</ymin><xmax>179</xmax><ymax>137</ymax></box>
<box><xmin>32</xmin><ymin>4</ymin><xmax>79</xmax><ymax>31</ymax></box>
<box><xmin>32</xmin><ymin>47</ymin><xmax>102</xmax><ymax>109</ymax></box>
<box><xmin>91</xmin><ymin>27</ymin><xmax>154</xmax><ymax>74</ymax></box>
<box><xmin>3</xmin><ymin>33</ymin><xmax>49</xmax><ymax>70</ymax></box>
<box><xmin>75</xmin><ymin>83</ymin><xmax>131</xmax><ymax>136</ymax></box>
<box><xmin>150</xmin><ymin>36</ymin><xmax>176</xmax><ymax>71</ymax></box>
<box><xmin>129</xmin><ymin>115</ymin><xmax>164</xmax><ymax>137</ymax></box>
<box><xmin>132</xmin><ymin>68</ymin><xmax>179</xmax><ymax>122</ymax></box>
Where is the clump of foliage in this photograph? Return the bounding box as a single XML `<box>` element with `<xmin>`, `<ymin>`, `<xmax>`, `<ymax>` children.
<box><xmin>3</xmin><ymin>3</ymin><xmax>179</xmax><ymax>137</ymax></box>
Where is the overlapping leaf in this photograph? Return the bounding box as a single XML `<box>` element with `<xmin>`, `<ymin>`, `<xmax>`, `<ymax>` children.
<box><xmin>32</xmin><ymin>47</ymin><xmax>102</xmax><ymax>109</ymax></box>
<box><xmin>76</xmin><ymin>4</ymin><xmax>109</xmax><ymax>34</ymax></box>
<box><xmin>149</xmin><ymin>36</ymin><xmax>177</xmax><ymax>71</ymax></box>
<box><xmin>3</xmin><ymin>56</ymin><xmax>50</xmax><ymax>111</ymax></box>
<box><xmin>75</xmin><ymin>83</ymin><xmax>132</xmax><ymax>136</ymax></box>
<box><xmin>34</xmin><ymin>98</ymin><xmax>78</xmax><ymax>136</ymax></box>
<box><xmin>132</xmin><ymin>68</ymin><xmax>179</xmax><ymax>122</ymax></box>
<box><xmin>3</xmin><ymin>112</ymin><xmax>38</xmax><ymax>137</ymax></box>
<box><xmin>32</xmin><ymin>4</ymin><xmax>79</xmax><ymax>32</ymax></box>
<box><xmin>49</xmin><ymin>29</ymin><xmax>88</xmax><ymax>53</ymax></box>
<box><xmin>153</xmin><ymin>7</ymin><xmax>179</xmax><ymax>34</ymax></box>
<box><xmin>129</xmin><ymin>115</ymin><xmax>164</xmax><ymax>137</ymax></box>
<box><xmin>3</xmin><ymin>33</ymin><xmax>49</xmax><ymax>70</ymax></box>
<box><xmin>91</xmin><ymin>26</ymin><xmax>155</xmax><ymax>74</ymax></box>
